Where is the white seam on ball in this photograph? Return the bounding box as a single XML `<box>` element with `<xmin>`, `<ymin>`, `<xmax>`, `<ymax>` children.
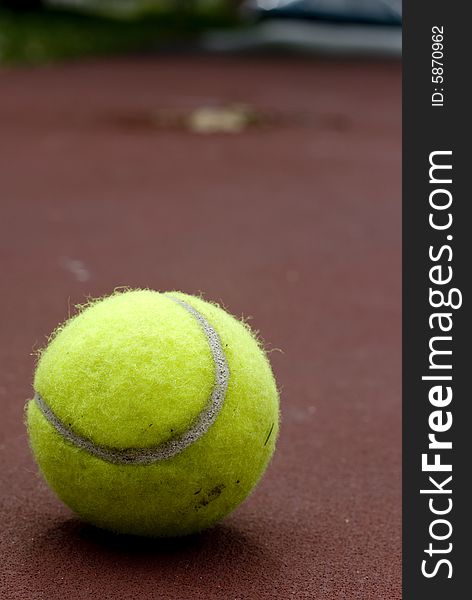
<box><xmin>33</xmin><ymin>295</ymin><xmax>230</xmax><ymax>465</ymax></box>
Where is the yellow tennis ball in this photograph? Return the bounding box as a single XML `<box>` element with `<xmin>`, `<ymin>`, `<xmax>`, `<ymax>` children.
<box><xmin>26</xmin><ymin>290</ymin><xmax>279</xmax><ymax>536</ymax></box>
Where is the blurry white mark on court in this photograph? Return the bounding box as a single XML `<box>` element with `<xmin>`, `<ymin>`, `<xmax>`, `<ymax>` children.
<box><xmin>187</xmin><ymin>105</ymin><xmax>255</xmax><ymax>134</ymax></box>
<box><xmin>61</xmin><ymin>258</ymin><xmax>90</xmax><ymax>282</ymax></box>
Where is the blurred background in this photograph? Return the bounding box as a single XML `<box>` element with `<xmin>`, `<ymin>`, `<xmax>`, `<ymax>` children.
<box><xmin>0</xmin><ymin>0</ymin><xmax>401</xmax><ymax>64</ymax></box>
<box><xmin>1</xmin><ymin>3</ymin><xmax>402</xmax><ymax>599</ymax></box>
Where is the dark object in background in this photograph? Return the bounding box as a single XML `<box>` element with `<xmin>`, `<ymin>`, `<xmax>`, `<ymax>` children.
<box><xmin>243</xmin><ymin>0</ymin><xmax>402</xmax><ymax>26</ymax></box>
<box><xmin>0</xmin><ymin>0</ymin><xmax>44</xmax><ymax>9</ymax></box>
<box><xmin>205</xmin><ymin>0</ymin><xmax>402</xmax><ymax>56</ymax></box>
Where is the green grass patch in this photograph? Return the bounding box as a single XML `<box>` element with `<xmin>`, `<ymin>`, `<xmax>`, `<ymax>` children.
<box><xmin>0</xmin><ymin>7</ymin><xmax>237</xmax><ymax>65</ymax></box>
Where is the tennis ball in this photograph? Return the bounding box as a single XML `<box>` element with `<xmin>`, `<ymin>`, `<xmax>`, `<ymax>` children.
<box><xmin>26</xmin><ymin>290</ymin><xmax>279</xmax><ymax>537</ymax></box>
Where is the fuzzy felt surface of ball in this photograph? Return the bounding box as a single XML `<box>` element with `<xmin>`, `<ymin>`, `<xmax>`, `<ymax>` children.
<box><xmin>26</xmin><ymin>290</ymin><xmax>279</xmax><ymax>537</ymax></box>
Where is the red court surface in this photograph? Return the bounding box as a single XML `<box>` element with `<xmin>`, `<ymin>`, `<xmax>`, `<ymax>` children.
<box><xmin>0</xmin><ymin>56</ymin><xmax>401</xmax><ymax>599</ymax></box>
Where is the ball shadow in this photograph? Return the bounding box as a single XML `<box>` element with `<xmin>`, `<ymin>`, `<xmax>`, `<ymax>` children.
<box><xmin>47</xmin><ymin>517</ymin><xmax>246</xmax><ymax>555</ymax></box>
<box><xmin>34</xmin><ymin>515</ymin><xmax>280</xmax><ymax>582</ymax></box>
